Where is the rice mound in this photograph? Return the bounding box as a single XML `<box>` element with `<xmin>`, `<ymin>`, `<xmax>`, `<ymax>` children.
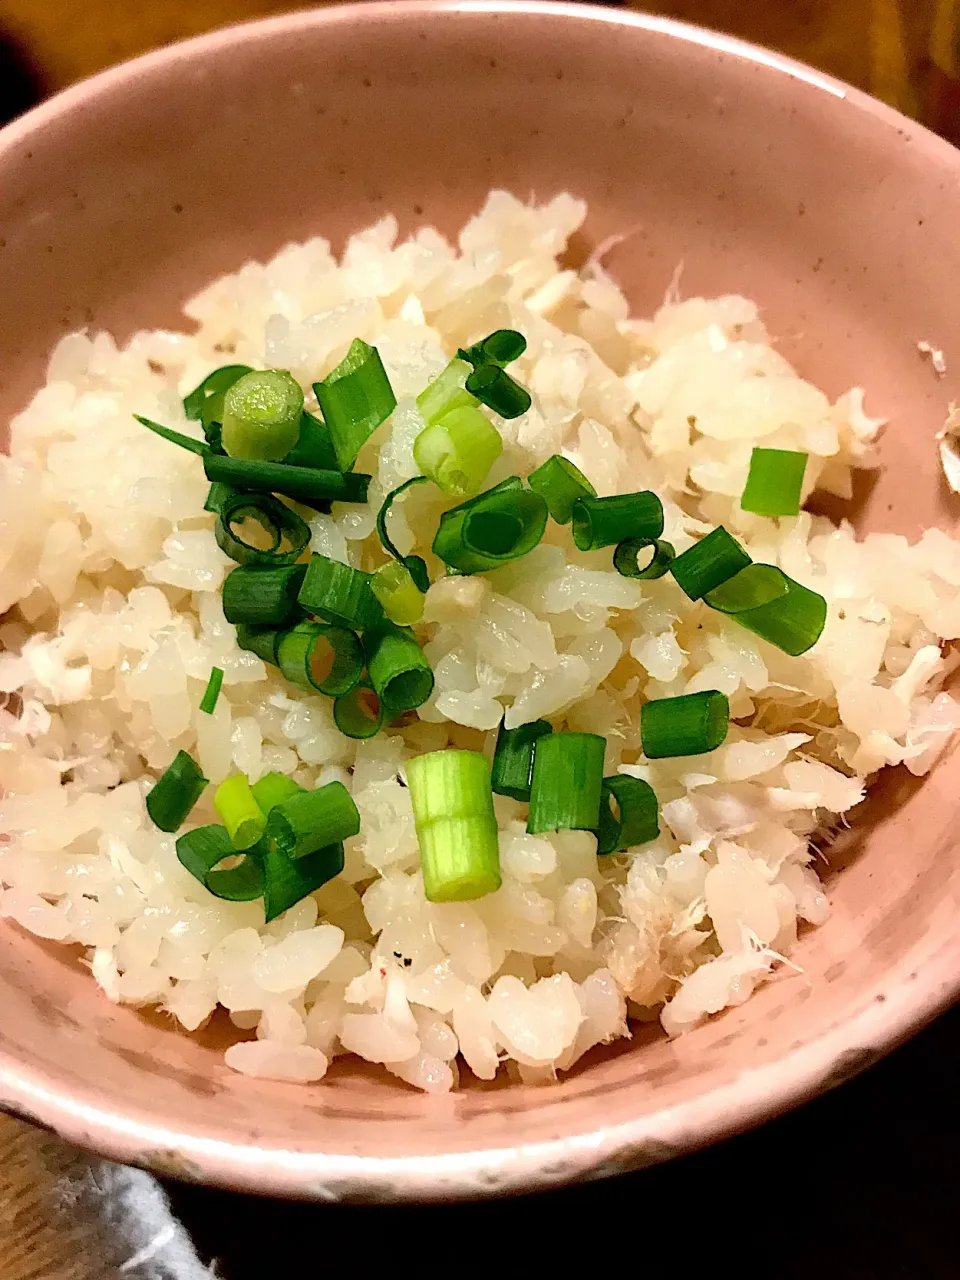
<box><xmin>2</xmin><ymin>191</ymin><xmax>958</xmax><ymax>1092</ymax></box>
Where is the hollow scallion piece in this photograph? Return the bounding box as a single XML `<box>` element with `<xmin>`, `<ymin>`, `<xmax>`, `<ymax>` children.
<box><xmin>613</xmin><ymin>537</ymin><xmax>676</xmax><ymax>580</ymax></box>
<box><xmin>314</xmin><ymin>338</ymin><xmax>397</xmax><ymax>470</ymax></box>
<box><xmin>571</xmin><ymin>490</ymin><xmax>664</xmax><ymax>552</ymax></box>
<box><xmin>203</xmin><ymin>454</ymin><xmax>370</xmax><ymax>509</ymax></box>
<box><xmin>458</xmin><ymin>329</ymin><xmax>527</xmax><ymax>370</ymax></box>
<box><xmin>266</xmin><ymin>781</ymin><xmax>360</xmax><ymax>859</ymax></box>
<box><xmin>282</xmin><ymin>412</ymin><xmax>339</xmax><ymax>472</ymax></box>
<box><xmin>371</xmin><ymin>560</ymin><xmax>426</xmax><ymax>626</ymax></box>
<box><xmin>407</xmin><ymin>749</ymin><xmax>501</xmax><ymax>903</ymax></box>
<box><xmin>204</xmin><ymin>480</ymin><xmax>238</xmax><ymax>515</ymax></box>
<box><xmin>704</xmin><ymin>564</ymin><xmax>827</xmax><ymax>655</ymax></box>
<box><xmin>251</xmin><ymin>771</ymin><xmax>303</xmax><ymax>814</ymax></box>
<box><xmin>526</xmin><ymin>732</ymin><xmax>606</xmax><ymax>835</ymax></box>
<box><xmin>222</xmin><ymin>564</ymin><xmax>307</xmax><ymax>628</ymax></box>
<box><xmin>432</xmin><ymin>479</ymin><xmax>548</xmax><ymax>573</ymax></box>
<box><xmin>741</xmin><ymin>447</ymin><xmax>808</xmax><ymax>518</ymax></box>
<box><xmin>199</xmin><ymin>667</ymin><xmax>224</xmax><ymax>715</ymax></box>
<box><xmin>595</xmin><ymin>775</ymin><xmax>660</xmax><ymax>855</ymax></box>
<box><xmin>367</xmin><ymin>627</ymin><xmax>434</xmax><ymax>713</ymax></box>
<box><xmin>416</xmin><ymin>358</ymin><xmax>478</xmax><ymax>427</ymax></box>
<box><xmin>277</xmin><ymin>620</ymin><xmax>364</xmax><ymax>696</ymax></box>
<box><xmin>297</xmin><ymin>554</ymin><xmax>385</xmax><ymax>631</ymax></box>
<box><xmin>527</xmin><ymin>454</ymin><xmax>596</xmax><ymax>524</ymax></box>
<box><xmin>413</xmin><ymin>405</ymin><xmax>503</xmax><ymax>498</ymax></box>
<box><xmin>175</xmin><ymin>825</ymin><xmax>265</xmax><ymax>902</ymax></box>
<box><xmin>214</xmin><ymin>773</ymin><xmax>267</xmax><ymax>851</ymax></box>
<box><xmin>183</xmin><ymin>365</ymin><xmax>254</xmax><ymax>424</ymax></box>
<box><xmin>333</xmin><ymin>683</ymin><xmax>384</xmax><ymax>739</ymax></box>
<box><xmin>491</xmin><ymin>719</ymin><xmax>552</xmax><ymax>801</ymax></box>
<box><xmin>376</xmin><ymin>476</ymin><xmax>431</xmax><ymax>591</ymax></box>
<box><xmin>134</xmin><ymin>414</ymin><xmax>209</xmax><ymax>457</ymax></box>
<box><xmin>641</xmin><ymin>690</ymin><xmax>730</xmax><ymax>759</ymax></box>
<box><xmin>669</xmin><ymin>526</ymin><xmax>751</xmax><ymax>600</ymax></box>
<box><xmin>220</xmin><ymin>369</ymin><xmax>304</xmax><ymax>461</ymax></box>
<box><xmin>464</xmin><ymin>363</ymin><xmax>531</xmax><ymax>419</ymax></box>
<box><xmin>262</xmin><ymin>839</ymin><xmax>344</xmax><ymax>922</ymax></box>
<box><xmin>235</xmin><ymin>623</ymin><xmax>283</xmax><ymax>666</ymax></box>
<box><xmin>214</xmin><ymin>491</ymin><xmax>310</xmax><ymax>567</ymax></box>
<box><xmin>146</xmin><ymin>750</ymin><xmax>208</xmax><ymax>833</ymax></box>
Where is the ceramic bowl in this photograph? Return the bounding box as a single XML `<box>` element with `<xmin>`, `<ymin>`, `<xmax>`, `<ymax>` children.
<box><xmin>1</xmin><ymin>1</ymin><xmax>959</xmax><ymax>1202</ymax></box>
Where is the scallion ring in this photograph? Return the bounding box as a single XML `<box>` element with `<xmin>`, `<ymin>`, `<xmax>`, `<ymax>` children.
<box><xmin>432</xmin><ymin>478</ymin><xmax>548</xmax><ymax>574</ymax></box>
<box><xmin>214</xmin><ymin>491</ymin><xmax>310</xmax><ymax>567</ymax></box>
<box><xmin>641</xmin><ymin>690</ymin><xmax>730</xmax><ymax>759</ymax></box>
<box><xmin>595</xmin><ymin>775</ymin><xmax>660</xmax><ymax>854</ymax></box>
<box><xmin>704</xmin><ymin>563</ymin><xmax>827</xmax><ymax>656</ymax></box>
<box><xmin>612</xmin><ymin>537</ymin><xmax>676</xmax><ymax>580</ymax></box>
<box><xmin>276</xmin><ymin>620</ymin><xmax>364</xmax><ymax>697</ymax></box>
<box><xmin>176</xmin><ymin>825</ymin><xmax>265</xmax><ymax>902</ymax></box>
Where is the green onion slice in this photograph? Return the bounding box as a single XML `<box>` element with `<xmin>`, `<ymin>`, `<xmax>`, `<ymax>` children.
<box><xmin>376</xmin><ymin>476</ymin><xmax>431</xmax><ymax>591</ymax></box>
<box><xmin>203</xmin><ymin>453</ymin><xmax>370</xmax><ymax>509</ymax></box>
<box><xmin>407</xmin><ymin>749</ymin><xmax>501</xmax><ymax>903</ymax></box>
<box><xmin>222</xmin><ymin>563</ymin><xmax>307</xmax><ymax>629</ymax></box>
<box><xmin>464</xmin><ymin>363</ymin><xmax>532</xmax><ymax>419</ymax></box>
<box><xmin>371</xmin><ymin>559</ymin><xmax>426</xmax><ymax>627</ymax></box>
<box><xmin>314</xmin><ymin>338</ymin><xmax>397</xmax><ymax>471</ymax></box>
<box><xmin>641</xmin><ymin>690</ymin><xmax>730</xmax><ymax>759</ymax></box>
<box><xmin>266</xmin><ymin>781</ymin><xmax>360</xmax><ymax>860</ymax></box>
<box><xmin>413</xmin><ymin>405</ymin><xmax>503</xmax><ymax>499</ymax></box>
<box><xmin>491</xmin><ymin>718</ymin><xmax>552</xmax><ymax>802</ymax></box>
<box><xmin>704</xmin><ymin>564</ymin><xmax>827</xmax><ymax>655</ymax></box>
<box><xmin>251</xmin><ymin>771</ymin><xmax>303</xmax><ymax>814</ymax></box>
<box><xmin>333</xmin><ymin>683</ymin><xmax>385</xmax><ymax>739</ymax></box>
<box><xmin>416</xmin><ymin>358</ymin><xmax>478</xmax><ymax>428</ymax></box>
<box><xmin>183</xmin><ymin>365</ymin><xmax>254</xmax><ymax>424</ymax></box>
<box><xmin>214</xmin><ymin>773</ymin><xmax>267</xmax><ymax>851</ymax></box>
<box><xmin>432</xmin><ymin>479</ymin><xmax>548</xmax><ymax>574</ymax></box>
<box><xmin>283</xmin><ymin>411</ymin><xmax>339</xmax><ymax>472</ymax></box>
<box><xmin>145</xmin><ymin>750</ymin><xmax>208</xmax><ymax>833</ymax></box>
<box><xmin>134</xmin><ymin>414</ymin><xmax>209</xmax><ymax>457</ymax></box>
<box><xmin>175</xmin><ymin>825</ymin><xmax>265</xmax><ymax>902</ymax></box>
<box><xmin>199</xmin><ymin>667</ymin><xmax>224</xmax><ymax>715</ymax></box>
<box><xmin>669</xmin><ymin>526</ymin><xmax>752</xmax><ymax>601</ymax></box>
<box><xmin>297</xmin><ymin>554</ymin><xmax>386</xmax><ymax>631</ymax></box>
<box><xmin>366</xmin><ymin>627</ymin><xmax>434</xmax><ymax>713</ymax></box>
<box><xmin>220</xmin><ymin>369</ymin><xmax>304</xmax><ymax>462</ymax></box>
<box><xmin>595</xmin><ymin>775</ymin><xmax>660</xmax><ymax>855</ymax></box>
<box><xmin>526</xmin><ymin>732</ymin><xmax>606</xmax><ymax>835</ymax></box>
<box><xmin>277</xmin><ymin>620</ymin><xmax>364</xmax><ymax>697</ymax></box>
<box><xmin>527</xmin><ymin>454</ymin><xmax>597</xmax><ymax>524</ymax></box>
<box><xmin>741</xmin><ymin>447</ymin><xmax>808</xmax><ymax>518</ymax></box>
<box><xmin>458</xmin><ymin>329</ymin><xmax>527</xmax><ymax>369</ymax></box>
<box><xmin>235</xmin><ymin>623</ymin><xmax>283</xmax><ymax>666</ymax></box>
<box><xmin>571</xmin><ymin>491</ymin><xmax>664</xmax><ymax>552</ymax></box>
<box><xmin>214</xmin><ymin>491</ymin><xmax>310</xmax><ymax>567</ymax></box>
<box><xmin>262</xmin><ymin>838</ymin><xmax>344</xmax><ymax>922</ymax></box>
<box><xmin>613</xmin><ymin>537</ymin><xmax>676</xmax><ymax>580</ymax></box>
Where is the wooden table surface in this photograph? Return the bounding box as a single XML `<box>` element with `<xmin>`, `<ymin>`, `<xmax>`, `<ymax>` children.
<box><xmin>0</xmin><ymin>3</ymin><xmax>956</xmax><ymax>1277</ymax></box>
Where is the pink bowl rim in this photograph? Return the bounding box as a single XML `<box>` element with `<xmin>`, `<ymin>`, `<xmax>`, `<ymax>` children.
<box><xmin>1</xmin><ymin>0</ymin><xmax>959</xmax><ymax>1200</ymax></box>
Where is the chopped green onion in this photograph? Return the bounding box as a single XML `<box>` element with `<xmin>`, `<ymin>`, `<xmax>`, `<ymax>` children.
<box><xmin>413</xmin><ymin>405</ymin><xmax>503</xmax><ymax>498</ymax></box>
<box><xmin>204</xmin><ymin>481</ymin><xmax>238</xmax><ymax>515</ymax></box>
<box><xmin>376</xmin><ymin>476</ymin><xmax>431</xmax><ymax>591</ymax></box>
<box><xmin>199</xmin><ymin>667</ymin><xmax>224</xmax><ymax>715</ymax></box>
<box><xmin>183</xmin><ymin>365</ymin><xmax>253</xmax><ymax>424</ymax></box>
<box><xmin>222</xmin><ymin>564</ymin><xmax>307</xmax><ymax>629</ymax></box>
<box><xmin>283</xmin><ymin>411</ymin><xmax>340</xmax><ymax>472</ymax></box>
<box><xmin>314</xmin><ymin>338</ymin><xmax>397</xmax><ymax>470</ymax></box>
<box><xmin>214</xmin><ymin>773</ymin><xmax>267</xmax><ymax>851</ymax></box>
<box><xmin>432</xmin><ymin>479</ymin><xmax>548</xmax><ymax>574</ymax></box>
<box><xmin>219</xmin><ymin>369</ymin><xmax>304</xmax><ymax>462</ymax></box>
<box><xmin>641</xmin><ymin>690</ymin><xmax>730</xmax><ymax>759</ymax></box>
<box><xmin>741</xmin><ymin>448</ymin><xmax>808</xmax><ymax>518</ymax></box>
<box><xmin>297</xmin><ymin>554</ymin><xmax>386</xmax><ymax>631</ymax></box>
<box><xmin>262</xmin><ymin>838</ymin><xmax>344</xmax><ymax>922</ymax></box>
<box><xmin>214</xmin><ymin>491</ymin><xmax>310</xmax><ymax>567</ymax></box>
<box><xmin>491</xmin><ymin>719</ymin><xmax>552</xmax><ymax>801</ymax></box>
<box><xmin>613</xmin><ymin>537</ymin><xmax>676</xmax><ymax>580</ymax></box>
<box><xmin>145</xmin><ymin>750</ymin><xmax>208</xmax><ymax>833</ymax></box>
<box><xmin>465</xmin><ymin>363</ymin><xmax>532</xmax><ymax>419</ymax></box>
<box><xmin>669</xmin><ymin>526</ymin><xmax>751</xmax><ymax>601</ymax></box>
<box><xmin>175</xmin><ymin>825</ymin><xmax>265</xmax><ymax>902</ymax></box>
<box><xmin>458</xmin><ymin>329</ymin><xmax>527</xmax><ymax>369</ymax></box>
<box><xmin>595</xmin><ymin>775</ymin><xmax>660</xmax><ymax>854</ymax></box>
<box><xmin>251</xmin><ymin>771</ymin><xmax>303</xmax><ymax>814</ymax></box>
<box><xmin>266</xmin><ymin>781</ymin><xmax>360</xmax><ymax>859</ymax></box>
<box><xmin>526</xmin><ymin>732</ymin><xmax>606</xmax><ymax>835</ymax></box>
<box><xmin>527</xmin><ymin>454</ymin><xmax>597</xmax><ymax>524</ymax></box>
<box><xmin>203</xmin><ymin>453</ymin><xmax>370</xmax><ymax>509</ymax></box>
<box><xmin>704</xmin><ymin>564</ymin><xmax>827</xmax><ymax>656</ymax></box>
<box><xmin>407</xmin><ymin>749</ymin><xmax>501</xmax><ymax>903</ymax></box>
<box><xmin>571</xmin><ymin>491</ymin><xmax>664</xmax><ymax>552</ymax></box>
<box><xmin>235</xmin><ymin>623</ymin><xmax>283</xmax><ymax>666</ymax></box>
<box><xmin>367</xmin><ymin>627</ymin><xmax>434</xmax><ymax>713</ymax></box>
<box><xmin>371</xmin><ymin>560</ymin><xmax>426</xmax><ymax>626</ymax></box>
<box><xmin>277</xmin><ymin>621</ymin><xmax>364</xmax><ymax>696</ymax></box>
<box><xmin>134</xmin><ymin>414</ymin><xmax>209</xmax><ymax>457</ymax></box>
<box><xmin>333</xmin><ymin>683</ymin><xmax>384</xmax><ymax>739</ymax></box>
<box><xmin>416</xmin><ymin>358</ymin><xmax>478</xmax><ymax>427</ymax></box>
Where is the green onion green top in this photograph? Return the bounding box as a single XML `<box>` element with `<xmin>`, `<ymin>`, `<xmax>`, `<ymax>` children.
<box><xmin>176</xmin><ymin>825</ymin><xmax>265</xmax><ymax>902</ymax></box>
<box><xmin>432</xmin><ymin>478</ymin><xmax>548</xmax><ymax>573</ymax></box>
<box><xmin>571</xmin><ymin>491</ymin><xmax>664</xmax><ymax>552</ymax></box>
<box><xmin>297</xmin><ymin>554</ymin><xmax>386</xmax><ymax>632</ymax></box>
<box><xmin>704</xmin><ymin>563</ymin><xmax>827</xmax><ymax>655</ymax></box>
<box><xmin>266</xmin><ymin>781</ymin><xmax>360</xmax><ymax>860</ymax></box>
<box><xmin>641</xmin><ymin>690</ymin><xmax>730</xmax><ymax>759</ymax></box>
<box><xmin>595</xmin><ymin>774</ymin><xmax>660</xmax><ymax>854</ymax></box>
<box><xmin>199</xmin><ymin>667</ymin><xmax>224</xmax><ymax>715</ymax></box>
<box><xmin>527</xmin><ymin>454</ymin><xmax>596</xmax><ymax>524</ymax></box>
<box><xmin>145</xmin><ymin>750</ymin><xmax>208</xmax><ymax>833</ymax></box>
<box><xmin>526</xmin><ymin>732</ymin><xmax>606</xmax><ymax>835</ymax></box>
<box><xmin>740</xmin><ymin>447</ymin><xmax>808</xmax><ymax>518</ymax></box>
<box><xmin>669</xmin><ymin>526</ymin><xmax>751</xmax><ymax>601</ymax></box>
<box><xmin>314</xmin><ymin>338</ymin><xmax>397</xmax><ymax>470</ymax></box>
<box><xmin>491</xmin><ymin>718</ymin><xmax>552</xmax><ymax>802</ymax></box>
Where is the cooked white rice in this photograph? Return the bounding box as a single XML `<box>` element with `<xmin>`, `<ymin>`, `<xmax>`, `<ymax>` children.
<box><xmin>2</xmin><ymin>191</ymin><xmax>959</xmax><ymax>1091</ymax></box>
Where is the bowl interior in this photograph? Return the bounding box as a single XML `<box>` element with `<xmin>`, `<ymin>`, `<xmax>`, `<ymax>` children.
<box><xmin>1</xmin><ymin>2</ymin><xmax>960</xmax><ymax>1200</ymax></box>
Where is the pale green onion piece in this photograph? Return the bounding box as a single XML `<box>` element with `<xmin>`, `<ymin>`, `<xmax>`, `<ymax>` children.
<box><xmin>214</xmin><ymin>774</ymin><xmax>267</xmax><ymax>851</ymax></box>
<box><xmin>413</xmin><ymin>404</ymin><xmax>503</xmax><ymax>498</ymax></box>
<box><xmin>371</xmin><ymin>560</ymin><xmax>426</xmax><ymax>626</ymax></box>
<box><xmin>407</xmin><ymin>749</ymin><xmax>501</xmax><ymax>903</ymax></box>
<box><xmin>220</xmin><ymin>369</ymin><xmax>304</xmax><ymax>461</ymax></box>
<box><xmin>416</xmin><ymin>358</ymin><xmax>478</xmax><ymax>427</ymax></box>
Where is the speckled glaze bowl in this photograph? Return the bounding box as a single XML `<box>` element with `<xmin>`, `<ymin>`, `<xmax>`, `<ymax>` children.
<box><xmin>1</xmin><ymin>1</ymin><xmax>959</xmax><ymax>1202</ymax></box>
